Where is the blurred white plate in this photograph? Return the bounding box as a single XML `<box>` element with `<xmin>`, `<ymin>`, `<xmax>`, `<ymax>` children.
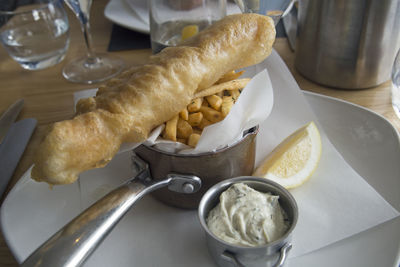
<box><xmin>1</xmin><ymin>91</ymin><xmax>399</xmax><ymax>267</ymax></box>
<box><xmin>104</xmin><ymin>0</ymin><xmax>242</xmax><ymax>34</ymax></box>
<box><xmin>123</xmin><ymin>0</ymin><xmax>148</xmax><ymax>25</ymax></box>
<box><xmin>105</xmin><ymin>0</ymin><xmax>149</xmax><ymax>33</ymax></box>
<box><xmin>291</xmin><ymin>92</ymin><xmax>400</xmax><ymax>267</ymax></box>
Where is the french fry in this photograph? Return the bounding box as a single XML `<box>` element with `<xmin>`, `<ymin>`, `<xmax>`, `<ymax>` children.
<box><xmin>221</xmin><ymin>96</ymin><xmax>234</xmax><ymax>117</ymax></box>
<box><xmin>217</xmin><ymin>70</ymin><xmax>234</xmax><ymax>82</ymax></box>
<box><xmin>229</xmin><ymin>89</ymin><xmax>240</xmax><ymax>101</ymax></box>
<box><xmin>187</xmin><ymin>133</ymin><xmax>201</xmax><ymax>147</ymax></box>
<box><xmin>177</xmin><ymin>118</ymin><xmax>193</xmax><ymax>139</ymax></box>
<box><xmin>198</xmin><ymin>117</ymin><xmax>212</xmax><ymax>130</ymax></box>
<box><xmin>188</xmin><ymin>112</ymin><xmax>203</xmax><ymax>126</ymax></box>
<box><xmin>187</xmin><ymin>98</ymin><xmax>203</xmax><ymax>112</ymax></box>
<box><xmin>162</xmin><ymin>76</ymin><xmax>247</xmax><ymax>143</ymax></box>
<box><xmin>177</xmin><ymin>138</ymin><xmax>187</xmax><ymax>144</ymax></box>
<box><xmin>192</xmin><ymin>128</ymin><xmax>202</xmax><ymax>135</ymax></box>
<box><xmin>179</xmin><ymin>107</ymin><xmax>189</xmax><ymax>120</ymax></box>
<box><xmin>163</xmin><ymin>115</ymin><xmax>179</xmax><ymax>141</ymax></box>
<box><xmin>206</xmin><ymin>95</ymin><xmax>222</xmax><ymax>110</ymax></box>
<box><xmin>216</xmin><ymin>70</ymin><xmax>245</xmax><ymax>84</ymax></box>
<box><xmin>199</xmin><ymin>106</ymin><xmax>223</xmax><ymax>123</ymax></box>
<box><xmin>194</xmin><ymin>78</ymin><xmax>250</xmax><ymax>98</ymax></box>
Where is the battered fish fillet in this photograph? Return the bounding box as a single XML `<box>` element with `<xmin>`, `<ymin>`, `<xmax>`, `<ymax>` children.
<box><xmin>31</xmin><ymin>14</ymin><xmax>275</xmax><ymax>185</ymax></box>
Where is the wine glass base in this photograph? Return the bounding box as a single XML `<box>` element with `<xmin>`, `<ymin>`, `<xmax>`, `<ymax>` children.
<box><xmin>63</xmin><ymin>53</ymin><xmax>125</xmax><ymax>84</ymax></box>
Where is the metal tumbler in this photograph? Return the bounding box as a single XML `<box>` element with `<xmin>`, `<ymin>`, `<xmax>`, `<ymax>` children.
<box><xmin>295</xmin><ymin>0</ymin><xmax>400</xmax><ymax>89</ymax></box>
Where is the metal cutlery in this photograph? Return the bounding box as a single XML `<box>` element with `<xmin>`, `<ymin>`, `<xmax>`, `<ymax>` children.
<box><xmin>0</xmin><ymin>99</ymin><xmax>36</xmax><ymax>197</ymax></box>
<box><xmin>0</xmin><ymin>99</ymin><xmax>24</xmax><ymax>144</ymax></box>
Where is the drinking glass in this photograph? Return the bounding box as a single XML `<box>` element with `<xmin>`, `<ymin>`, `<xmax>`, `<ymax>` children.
<box><xmin>234</xmin><ymin>0</ymin><xmax>294</xmax><ymax>25</ymax></box>
<box><xmin>0</xmin><ymin>0</ymin><xmax>70</xmax><ymax>70</ymax></box>
<box><xmin>62</xmin><ymin>0</ymin><xmax>125</xmax><ymax>84</ymax></box>
<box><xmin>149</xmin><ymin>0</ymin><xmax>227</xmax><ymax>54</ymax></box>
<box><xmin>391</xmin><ymin>48</ymin><xmax>400</xmax><ymax>118</ymax></box>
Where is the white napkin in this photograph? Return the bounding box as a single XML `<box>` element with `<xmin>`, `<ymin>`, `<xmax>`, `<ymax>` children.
<box><xmin>255</xmin><ymin>51</ymin><xmax>399</xmax><ymax>257</ymax></box>
<box><xmin>74</xmin><ymin>50</ymin><xmax>399</xmax><ymax>259</ymax></box>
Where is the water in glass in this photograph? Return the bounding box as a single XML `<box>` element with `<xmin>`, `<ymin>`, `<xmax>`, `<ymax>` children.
<box><xmin>0</xmin><ymin>0</ymin><xmax>70</xmax><ymax>70</ymax></box>
<box><xmin>149</xmin><ymin>0</ymin><xmax>226</xmax><ymax>54</ymax></box>
<box><xmin>151</xmin><ymin>20</ymin><xmax>216</xmax><ymax>54</ymax></box>
<box><xmin>234</xmin><ymin>0</ymin><xmax>294</xmax><ymax>25</ymax></box>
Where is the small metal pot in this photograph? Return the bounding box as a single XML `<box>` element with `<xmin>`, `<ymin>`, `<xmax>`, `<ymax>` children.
<box><xmin>134</xmin><ymin>126</ymin><xmax>258</xmax><ymax>209</ymax></box>
<box><xmin>198</xmin><ymin>177</ymin><xmax>298</xmax><ymax>267</ymax></box>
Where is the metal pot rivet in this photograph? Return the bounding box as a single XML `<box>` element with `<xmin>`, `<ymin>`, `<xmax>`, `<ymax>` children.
<box><xmin>182</xmin><ymin>183</ymin><xmax>195</xmax><ymax>193</ymax></box>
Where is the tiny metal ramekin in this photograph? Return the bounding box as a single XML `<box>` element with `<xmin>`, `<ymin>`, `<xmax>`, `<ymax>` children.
<box><xmin>198</xmin><ymin>176</ymin><xmax>298</xmax><ymax>267</ymax></box>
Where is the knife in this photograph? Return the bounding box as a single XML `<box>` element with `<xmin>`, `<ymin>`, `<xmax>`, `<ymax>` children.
<box><xmin>0</xmin><ymin>99</ymin><xmax>24</xmax><ymax>144</ymax></box>
<box><xmin>282</xmin><ymin>5</ymin><xmax>297</xmax><ymax>51</ymax></box>
<box><xmin>0</xmin><ymin>99</ymin><xmax>37</xmax><ymax>197</ymax></box>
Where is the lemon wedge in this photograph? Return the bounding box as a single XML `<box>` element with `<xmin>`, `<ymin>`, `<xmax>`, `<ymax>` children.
<box><xmin>253</xmin><ymin>121</ymin><xmax>322</xmax><ymax>189</ymax></box>
<box><xmin>181</xmin><ymin>25</ymin><xmax>199</xmax><ymax>41</ymax></box>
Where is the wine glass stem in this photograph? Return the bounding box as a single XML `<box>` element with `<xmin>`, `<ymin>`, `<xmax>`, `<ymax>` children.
<box><xmin>80</xmin><ymin>19</ymin><xmax>96</xmax><ymax>62</ymax></box>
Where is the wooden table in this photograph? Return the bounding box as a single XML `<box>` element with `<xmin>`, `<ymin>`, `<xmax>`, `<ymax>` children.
<box><xmin>0</xmin><ymin>0</ymin><xmax>399</xmax><ymax>265</ymax></box>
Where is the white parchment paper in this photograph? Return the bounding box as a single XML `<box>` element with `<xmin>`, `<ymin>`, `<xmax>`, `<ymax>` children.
<box><xmin>74</xmin><ymin>50</ymin><xmax>399</xmax><ymax>259</ymax></box>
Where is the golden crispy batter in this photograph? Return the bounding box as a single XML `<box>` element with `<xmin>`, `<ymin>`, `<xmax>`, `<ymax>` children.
<box><xmin>194</xmin><ymin>78</ymin><xmax>251</xmax><ymax>99</ymax></box>
<box><xmin>31</xmin><ymin>14</ymin><xmax>276</xmax><ymax>185</ymax></box>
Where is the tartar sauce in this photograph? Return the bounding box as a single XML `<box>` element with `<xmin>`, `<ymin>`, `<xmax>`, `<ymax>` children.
<box><xmin>206</xmin><ymin>183</ymin><xmax>289</xmax><ymax>247</ymax></box>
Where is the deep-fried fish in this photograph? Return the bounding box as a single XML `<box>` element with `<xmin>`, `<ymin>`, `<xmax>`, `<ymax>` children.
<box><xmin>31</xmin><ymin>14</ymin><xmax>276</xmax><ymax>185</ymax></box>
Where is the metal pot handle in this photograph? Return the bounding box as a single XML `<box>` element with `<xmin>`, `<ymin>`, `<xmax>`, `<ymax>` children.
<box><xmin>221</xmin><ymin>243</ymin><xmax>292</xmax><ymax>267</ymax></box>
<box><xmin>22</xmin><ymin>154</ymin><xmax>201</xmax><ymax>267</ymax></box>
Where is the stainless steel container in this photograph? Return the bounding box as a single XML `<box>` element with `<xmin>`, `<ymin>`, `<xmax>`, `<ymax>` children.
<box><xmin>198</xmin><ymin>177</ymin><xmax>298</xmax><ymax>267</ymax></box>
<box><xmin>295</xmin><ymin>0</ymin><xmax>400</xmax><ymax>89</ymax></box>
<box><xmin>134</xmin><ymin>127</ymin><xmax>258</xmax><ymax>209</ymax></box>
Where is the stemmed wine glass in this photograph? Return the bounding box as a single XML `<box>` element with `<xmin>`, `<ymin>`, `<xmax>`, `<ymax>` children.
<box><xmin>391</xmin><ymin>48</ymin><xmax>400</xmax><ymax>118</ymax></box>
<box><xmin>234</xmin><ymin>0</ymin><xmax>294</xmax><ymax>25</ymax></box>
<box><xmin>62</xmin><ymin>0</ymin><xmax>125</xmax><ymax>84</ymax></box>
